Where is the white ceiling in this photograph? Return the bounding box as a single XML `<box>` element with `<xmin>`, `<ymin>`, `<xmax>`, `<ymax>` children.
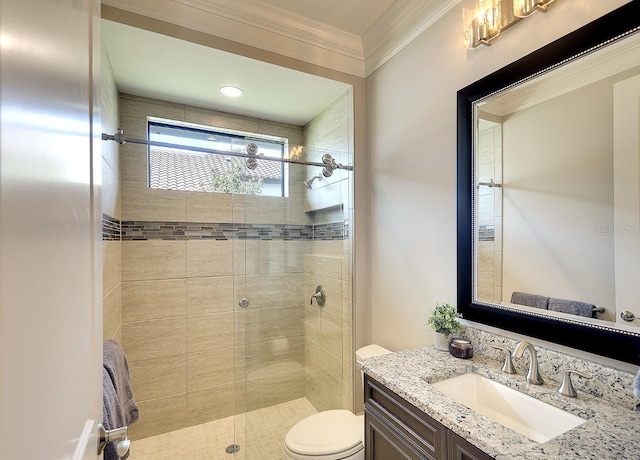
<box><xmin>101</xmin><ymin>0</ymin><xmax>457</xmax><ymax>125</ymax></box>
<box><xmin>101</xmin><ymin>20</ymin><xmax>351</xmax><ymax>125</ymax></box>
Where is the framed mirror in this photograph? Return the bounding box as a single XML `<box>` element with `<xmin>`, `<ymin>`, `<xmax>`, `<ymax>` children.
<box><xmin>457</xmin><ymin>1</ymin><xmax>640</xmax><ymax>365</ymax></box>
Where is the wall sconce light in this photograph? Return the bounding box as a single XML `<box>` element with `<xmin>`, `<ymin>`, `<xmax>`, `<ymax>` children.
<box><xmin>463</xmin><ymin>0</ymin><xmax>501</xmax><ymax>49</ymax></box>
<box><xmin>513</xmin><ymin>0</ymin><xmax>556</xmax><ymax>17</ymax></box>
<box><xmin>464</xmin><ymin>0</ymin><xmax>558</xmax><ymax>49</ymax></box>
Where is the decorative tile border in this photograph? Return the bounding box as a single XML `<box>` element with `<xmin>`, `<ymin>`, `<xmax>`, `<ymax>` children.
<box><xmin>103</xmin><ymin>215</ymin><xmax>348</xmax><ymax>241</ymax></box>
<box><xmin>479</xmin><ymin>225</ymin><xmax>495</xmax><ymax>241</ymax></box>
<box><xmin>102</xmin><ymin>214</ymin><xmax>121</xmax><ymax>241</ymax></box>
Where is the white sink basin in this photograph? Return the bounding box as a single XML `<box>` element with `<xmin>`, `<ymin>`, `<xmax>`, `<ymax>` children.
<box><xmin>431</xmin><ymin>373</ymin><xmax>586</xmax><ymax>443</ymax></box>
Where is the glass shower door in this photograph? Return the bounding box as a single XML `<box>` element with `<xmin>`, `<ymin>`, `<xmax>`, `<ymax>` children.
<box><xmin>230</xmin><ymin>138</ymin><xmax>355</xmax><ymax>459</ymax></box>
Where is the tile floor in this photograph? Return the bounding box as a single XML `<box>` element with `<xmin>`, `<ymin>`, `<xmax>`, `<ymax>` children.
<box><xmin>128</xmin><ymin>398</ymin><xmax>317</xmax><ymax>460</ymax></box>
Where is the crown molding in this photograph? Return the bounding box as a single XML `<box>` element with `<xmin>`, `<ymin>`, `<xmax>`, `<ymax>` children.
<box><xmin>363</xmin><ymin>0</ymin><xmax>461</xmax><ymax>76</ymax></box>
<box><xmin>101</xmin><ymin>0</ymin><xmax>455</xmax><ymax>78</ymax></box>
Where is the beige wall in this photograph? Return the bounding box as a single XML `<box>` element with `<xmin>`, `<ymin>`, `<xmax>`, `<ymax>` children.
<box><xmin>502</xmin><ymin>79</ymin><xmax>615</xmax><ymax>313</ymax></box>
<box><xmin>102</xmin><ymin>44</ymin><xmax>121</xmax><ymax>342</ymax></box>
<box><xmin>365</xmin><ymin>0</ymin><xmax>629</xmax><ymax>354</ymax></box>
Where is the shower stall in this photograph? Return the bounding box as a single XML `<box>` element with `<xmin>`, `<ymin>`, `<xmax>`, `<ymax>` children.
<box><xmin>102</xmin><ymin>88</ymin><xmax>355</xmax><ymax>459</ymax></box>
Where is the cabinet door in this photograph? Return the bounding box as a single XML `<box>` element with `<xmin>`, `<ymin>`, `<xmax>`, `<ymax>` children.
<box><xmin>365</xmin><ymin>411</ymin><xmax>434</xmax><ymax>460</ymax></box>
<box><xmin>364</xmin><ymin>376</ymin><xmax>445</xmax><ymax>459</ymax></box>
<box><xmin>447</xmin><ymin>431</ymin><xmax>493</xmax><ymax>460</ymax></box>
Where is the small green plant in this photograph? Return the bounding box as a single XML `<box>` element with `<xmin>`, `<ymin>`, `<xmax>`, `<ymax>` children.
<box><xmin>201</xmin><ymin>161</ymin><xmax>263</xmax><ymax>195</ymax></box>
<box><xmin>427</xmin><ymin>302</ymin><xmax>463</xmax><ymax>335</ymax></box>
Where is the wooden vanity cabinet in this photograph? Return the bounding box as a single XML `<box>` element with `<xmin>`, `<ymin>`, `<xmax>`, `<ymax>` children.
<box><xmin>364</xmin><ymin>375</ymin><xmax>493</xmax><ymax>460</ymax></box>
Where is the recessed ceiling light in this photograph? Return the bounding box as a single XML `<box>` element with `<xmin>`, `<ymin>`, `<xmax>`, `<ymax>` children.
<box><xmin>220</xmin><ymin>86</ymin><xmax>243</xmax><ymax>98</ymax></box>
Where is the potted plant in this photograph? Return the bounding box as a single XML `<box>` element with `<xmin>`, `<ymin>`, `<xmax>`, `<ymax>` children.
<box><xmin>427</xmin><ymin>302</ymin><xmax>463</xmax><ymax>351</ymax></box>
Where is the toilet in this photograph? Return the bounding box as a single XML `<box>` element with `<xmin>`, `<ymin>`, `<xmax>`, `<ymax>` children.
<box><xmin>282</xmin><ymin>345</ymin><xmax>391</xmax><ymax>460</ymax></box>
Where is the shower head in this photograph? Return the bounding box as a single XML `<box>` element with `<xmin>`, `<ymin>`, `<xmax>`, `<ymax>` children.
<box><xmin>303</xmin><ymin>174</ymin><xmax>323</xmax><ymax>189</ymax></box>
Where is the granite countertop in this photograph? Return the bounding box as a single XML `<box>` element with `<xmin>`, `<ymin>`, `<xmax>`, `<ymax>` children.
<box><xmin>358</xmin><ymin>347</ymin><xmax>640</xmax><ymax>459</ymax></box>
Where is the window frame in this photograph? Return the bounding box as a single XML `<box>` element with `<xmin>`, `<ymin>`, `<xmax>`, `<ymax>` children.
<box><xmin>147</xmin><ymin>118</ymin><xmax>288</xmax><ymax>197</ymax></box>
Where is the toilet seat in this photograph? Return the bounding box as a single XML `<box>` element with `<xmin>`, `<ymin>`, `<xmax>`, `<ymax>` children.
<box><xmin>284</xmin><ymin>410</ymin><xmax>363</xmax><ymax>459</ymax></box>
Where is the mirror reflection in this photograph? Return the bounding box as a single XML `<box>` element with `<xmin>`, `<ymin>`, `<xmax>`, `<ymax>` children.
<box><xmin>474</xmin><ymin>31</ymin><xmax>640</xmax><ymax>329</ymax></box>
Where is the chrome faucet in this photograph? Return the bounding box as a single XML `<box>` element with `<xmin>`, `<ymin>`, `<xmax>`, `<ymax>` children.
<box><xmin>512</xmin><ymin>341</ymin><xmax>543</xmax><ymax>385</ymax></box>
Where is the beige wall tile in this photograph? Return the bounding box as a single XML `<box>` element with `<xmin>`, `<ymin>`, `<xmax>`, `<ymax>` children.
<box><xmin>103</xmin><ymin>241</ymin><xmax>121</xmax><ymax>297</ymax></box>
<box><xmin>246</xmin><ymin>367</ymin><xmax>305</xmax><ymax>410</ymax></box>
<box><xmin>258</xmin><ymin>305</ymin><xmax>304</xmax><ymax>343</ymax></box>
<box><xmin>232</xmin><ymin>194</ymin><xmax>260</xmax><ymax>224</ymax></box>
<box><xmin>304</xmin><ymin>305</ymin><xmax>321</xmax><ymax>344</ymax></box>
<box><xmin>186</xmin><ymin>276</ymin><xmax>234</xmax><ymax>315</ymax></box>
<box><xmin>305</xmin><ymin>368</ymin><xmax>341</xmax><ymax>412</ymax></box>
<box><xmin>233</xmin><ymin>240</ymin><xmax>259</xmax><ymax>275</ymax></box>
<box><xmin>305</xmin><ymin>273</ymin><xmax>341</xmax><ymax>319</ymax></box>
<box><xmin>258</xmin><ymin>240</ymin><xmax>308</xmax><ymax>274</ymax></box>
<box><xmin>233</xmin><ymin>309</ymin><xmax>254</xmax><ymax>347</ymax></box>
<box><xmin>129</xmin><ymin>354</ymin><xmax>187</xmax><ymax>401</ymax></box>
<box><xmin>119</xmin><ymin>94</ymin><xmax>185</xmax><ymax>139</ymax></box>
<box><xmin>121</xmin><ymin>180</ymin><xmax>186</xmax><ymax>222</ymax></box>
<box><xmin>244</xmin><ymin>273</ymin><xmax>304</xmax><ymax>308</ymax></box>
<box><xmin>186</xmin><ymin>191</ymin><xmax>232</xmax><ymax>223</ymax></box>
<box><xmin>319</xmin><ymin>312</ymin><xmax>342</xmax><ymax>358</ymax></box>
<box><xmin>305</xmin><ymin>340</ymin><xmax>342</xmax><ymax>409</ymax></box>
<box><xmin>187</xmin><ymin>347</ymin><xmax>234</xmax><ymax>391</ymax></box>
<box><xmin>121</xmin><ymin>241</ymin><xmax>187</xmax><ymax>281</ymax></box>
<box><xmin>258</xmin><ymin>196</ymin><xmax>309</xmax><ymax>225</ymax></box>
<box><xmin>185</xmin><ymin>106</ymin><xmax>259</xmax><ymax>133</ymax></box>
<box><xmin>186</xmin><ymin>240</ymin><xmax>233</xmax><ymax>278</ymax></box>
<box><xmin>128</xmin><ymin>394</ymin><xmax>187</xmax><ymax>440</ymax></box>
<box><xmin>122</xmin><ymin>279</ymin><xmax>187</xmax><ymax>322</ymax></box>
<box><xmin>187</xmin><ymin>312</ymin><xmax>233</xmax><ymax>352</ymax></box>
<box><xmin>257</xmin><ymin>120</ymin><xmax>304</xmax><ymax>146</ymax></box>
<box><xmin>122</xmin><ymin>317</ymin><xmax>187</xmax><ymax>362</ymax></box>
<box><xmin>102</xmin><ymin>157</ymin><xmax>120</xmax><ymax>220</ymax></box>
<box><xmin>186</xmin><ymin>383</ymin><xmax>235</xmax><ymax>426</ymax></box>
<box><xmin>315</xmin><ymin>255</ymin><xmax>342</xmax><ymax>279</ymax></box>
<box><xmin>308</xmin><ymin>93</ymin><xmax>349</xmax><ymax>152</ymax></box>
<box><xmin>312</xmin><ymin>240</ymin><xmax>343</xmax><ymax>257</ymax></box>
<box><xmin>243</xmin><ymin>337</ymin><xmax>305</xmax><ymax>379</ymax></box>
<box><xmin>119</xmin><ymin>143</ymin><xmax>148</xmax><ymax>183</ymax></box>
<box><xmin>342</xmin><ymin>354</ymin><xmax>354</xmax><ymax>412</ymax></box>
<box><xmin>103</xmin><ymin>284</ymin><xmax>121</xmax><ymax>341</ymax></box>
<box><xmin>101</xmin><ymin>45</ymin><xmax>119</xmax><ymax>173</ymax></box>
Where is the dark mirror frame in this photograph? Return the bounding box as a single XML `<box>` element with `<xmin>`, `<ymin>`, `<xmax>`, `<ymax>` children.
<box><xmin>457</xmin><ymin>1</ymin><xmax>640</xmax><ymax>365</ymax></box>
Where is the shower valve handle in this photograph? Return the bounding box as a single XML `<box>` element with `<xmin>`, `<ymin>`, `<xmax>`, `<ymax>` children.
<box><xmin>310</xmin><ymin>286</ymin><xmax>326</xmax><ymax>307</ymax></box>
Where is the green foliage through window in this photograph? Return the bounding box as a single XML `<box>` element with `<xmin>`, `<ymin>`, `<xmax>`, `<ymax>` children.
<box><xmin>200</xmin><ymin>161</ymin><xmax>263</xmax><ymax>195</ymax></box>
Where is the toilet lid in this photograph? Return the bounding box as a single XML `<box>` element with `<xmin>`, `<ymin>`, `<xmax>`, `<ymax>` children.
<box><xmin>285</xmin><ymin>410</ymin><xmax>362</xmax><ymax>456</ymax></box>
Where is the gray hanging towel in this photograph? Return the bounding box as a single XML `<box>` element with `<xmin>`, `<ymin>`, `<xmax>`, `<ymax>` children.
<box><xmin>510</xmin><ymin>291</ymin><xmax>549</xmax><ymax>310</ymax></box>
<box><xmin>103</xmin><ymin>340</ymin><xmax>138</xmax><ymax>460</ymax></box>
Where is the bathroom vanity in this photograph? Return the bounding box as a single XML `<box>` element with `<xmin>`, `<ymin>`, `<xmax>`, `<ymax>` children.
<box><xmin>359</xmin><ymin>342</ymin><xmax>640</xmax><ymax>459</ymax></box>
<box><xmin>365</xmin><ymin>374</ymin><xmax>490</xmax><ymax>460</ymax></box>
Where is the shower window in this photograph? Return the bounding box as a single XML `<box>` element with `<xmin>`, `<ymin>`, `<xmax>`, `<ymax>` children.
<box><xmin>147</xmin><ymin>119</ymin><xmax>287</xmax><ymax>197</ymax></box>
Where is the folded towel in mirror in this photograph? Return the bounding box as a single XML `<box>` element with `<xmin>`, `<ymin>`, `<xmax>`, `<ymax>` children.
<box><xmin>511</xmin><ymin>292</ymin><xmax>549</xmax><ymax>310</ymax></box>
<box><xmin>548</xmin><ymin>297</ymin><xmax>594</xmax><ymax>318</ymax></box>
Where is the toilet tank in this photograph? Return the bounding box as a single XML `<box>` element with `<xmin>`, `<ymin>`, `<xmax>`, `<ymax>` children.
<box><xmin>355</xmin><ymin>344</ymin><xmax>391</xmax><ymax>361</ymax></box>
<box><xmin>355</xmin><ymin>345</ymin><xmax>391</xmax><ymax>391</ymax></box>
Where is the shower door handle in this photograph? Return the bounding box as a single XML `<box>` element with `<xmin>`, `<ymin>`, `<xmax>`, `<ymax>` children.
<box><xmin>239</xmin><ymin>298</ymin><xmax>250</xmax><ymax>308</ymax></box>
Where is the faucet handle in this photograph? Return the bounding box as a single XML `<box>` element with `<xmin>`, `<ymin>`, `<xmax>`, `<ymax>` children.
<box><xmin>558</xmin><ymin>369</ymin><xmax>592</xmax><ymax>397</ymax></box>
<box><xmin>492</xmin><ymin>345</ymin><xmax>517</xmax><ymax>374</ymax></box>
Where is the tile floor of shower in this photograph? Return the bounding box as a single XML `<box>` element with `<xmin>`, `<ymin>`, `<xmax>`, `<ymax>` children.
<box><xmin>129</xmin><ymin>398</ymin><xmax>317</xmax><ymax>460</ymax></box>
